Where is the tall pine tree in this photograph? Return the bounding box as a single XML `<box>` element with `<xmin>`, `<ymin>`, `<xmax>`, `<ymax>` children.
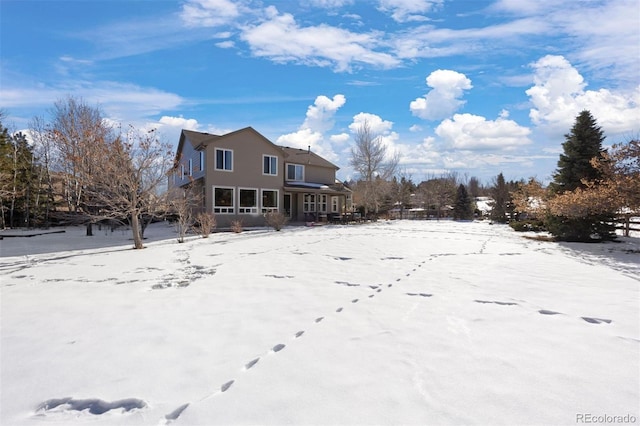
<box><xmin>490</xmin><ymin>172</ymin><xmax>509</xmax><ymax>223</ymax></box>
<box><xmin>453</xmin><ymin>183</ymin><xmax>474</xmax><ymax>220</ymax></box>
<box><xmin>546</xmin><ymin>110</ymin><xmax>616</xmax><ymax>241</ymax></box>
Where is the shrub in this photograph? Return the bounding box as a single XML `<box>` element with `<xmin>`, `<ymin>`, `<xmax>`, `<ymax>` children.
<box><xmin>194</xmin><ymin>212</ymin><xmax>216</xmax><ymax>238</ymax></box>
<box><xmin>509</xmin><ymin>219</ymin><xmax>546</xmax><ymax>232</ymax></box>
<box><xmin>230</xmin><ymin>220</ymin><xmax>243</xmax><ymax>233</ymax></box>
<box><xmin>264</xmin><ymin>211</ymin><xmax>288</xmax><ymax>231</ymax></box>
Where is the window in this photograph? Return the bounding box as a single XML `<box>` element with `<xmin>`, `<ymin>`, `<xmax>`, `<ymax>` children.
<box><xmin>215</xmin><ymin>148</ymin><xmax>233</xmax><ymax>171</ymax></box>
<box><xmin>286</xmin><ymin>164</ymin><xmax>304</xmax><ymax>181</ymax></box>
<box><xmin>213</xmin><ymin>187</ymin><xmax>234</xmax><ymax>214</ymax></box>
<box><xmin>199</xmin><ymin>151</ymin><xmax>204</xmax><ymax>172</ymax></box>
<box><xmin>331</xmin><ymin>196</ymin><xmax>339</xmax><ymax>213</ymax></box>
<box><xmin>263</xmin><ymin>155</ymin><xmax>278</xmax><ymax>176</ymax></box>
<box><xmin>239</xmin><ymin>188</ymin><xmax>258</xmax><ymax>214</ymax></box>
<box><xmin>303</xmin><ymin>194</ymin><xmax>316</xmax><ymax>212</ymax></box>
<box><xmin>188</xmin><ymin>159</ymin><xmax>193</xmax><ymax>176</ymax></box>
<box><xmin>318</xmin><ymin>194</ymin><xmax>327</xmax><ymax>213</ymax></box>
<box><xmin>262</xmin><ymin>189</ymin><xmax>279</xmax><ymax>213</ymax></box>
<box><xmin>181</xmin><ymin>164</ymin><xmax>186</xmax><ymax>178</ymax></box>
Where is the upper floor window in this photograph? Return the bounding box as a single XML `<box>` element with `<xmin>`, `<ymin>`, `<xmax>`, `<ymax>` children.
<box><xmin>215</xmin><ymin>148</ymin><xmax>233</xmax><ymax>171</ymax></box>
<box><xmin>199</xmin><ymin>151</ymin><xmax>204</xmax><ymax>172</ymax></box>
<box><xmin>286</xmin><ymin>164</ymin><xmax>304</xmax><ymax>181</ymax></box>
<box><xmin>181</xmin><ymin>164</ymin><xmax>186</xmax><ymax>178</ymax></box>
<box><xmin>263</xmin><ymin>155</ymin><xmax>278</xmax><ymax>176</ymax></box>
<box><xmin>188</xmin><ymin>159</ymin><xmax>193</xmax><ymax>176</ymax></box>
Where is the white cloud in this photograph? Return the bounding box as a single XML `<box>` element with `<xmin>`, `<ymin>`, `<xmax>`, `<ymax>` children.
<box><xmin>409</xmin><ymin>124</ymin><xmax>422</xmax><ymax>132</ymax></box>
<box><xmin>330</xmin><ymin>133</ymin><xmax>350</xmax><ymax>144</ymax></box>
<box><xmin>306</xmin><ymin>0</ymin><xmax>354</xmax><ymax>7</ymax></box>
<box><xmin>410</xmin><ymin>69</ymin><xmax>472</xmax><ymax>121</ymax></box>
<box><xmin>303</xmin><ymin>94</ymin><xmax>346</xmax><ymax>133</ymax></box>
<box><xmin>240</xmin><ymin>6</ymin><xmax>400</xmax><ymax>72</ymax></box>
<box><xmin>349</xmin><ymin>112</ymin><xmax>400</xmax><ymax>158</ymax></box>
<box><xmin>435</xmin><ymin>112</ymin><xmax>531</xmax><ymax>150</ymax></box>
<box><xmin>377</xmin><ymin>0</ymin><xmax>443</xmax><ymax>22</ymax></box>
<box><xmin>492</xmin><ymin>0</ymin><xmax>640</xmax><ymax>86</ymax></box>
<box><xmin>277</xmin><ymin>94</ymin><xmax>347</xmax><ymax>163</ymax></box>
<box><xmin>180</xmin><ymin>0</ymin><xmax>240</xmax><ymax>28</ymax></box>
<box><xmin>157</xmin><ymin>116</ymin><xmax>200</xmax><ymax>130</ymax></box>
<box><xmin>215</xmin><ymin>40</ymin><xmax>235</xmax><ymax>49</ymax></box>
<box><xmin>526</xmin><ymin>55</ymin><xmax>640</xmax><ymax>135</ymax></box>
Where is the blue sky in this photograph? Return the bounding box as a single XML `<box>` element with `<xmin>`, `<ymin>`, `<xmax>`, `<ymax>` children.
<box><xmin>1</xmin><ymin>0</ymin><xmax>638</xmax><ymax>184</ymax></box>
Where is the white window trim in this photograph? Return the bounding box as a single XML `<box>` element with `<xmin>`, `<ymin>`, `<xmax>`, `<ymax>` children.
<box><xmin>261</xmin><ymin>189</ymin><xmax>279</xmax><ymax>213</ymax></box>
<box><xmin>188</xmin><ymin>158</ymin><xmax>193</xmax><ymax>176</ymax></box>
<box><xmin>331</xmin><ymin>196</ymin><xmax>339</xmax><ymax>213</ymax></box>
<box><xmin>238</xmin><ymin>187</ymin><xmax>259</xmax><ymax>214</ymax></box>
<box><xmin>303</xmin><ymin>193</ymin><xmax>316</xmax><ymax>213</ymax></box>
<box><xmin>286</xmin><ymin>163</ymin><xmax>305</xmax><ymax>181</ymax></box>
<box><xmin>199</xmin><ymin>151</ymin><xmax>204</xmax><ymax>172</ymax></box>
<box><xmin>213</xmin><ymin>186</ymin><xmax>235</xmax><ymax>214</ymax></box>
<box><xmin>215</xmin><ymin>148</ymin><xmax>234</xmax><ymax>172</ymax></box>
<box><xmin>318</xmin><ymin>194</ymin><xmax>328</xmax><ymax>213</ymax></box>
<box><xmin>181</xmin><ymin>164</ymin><xmax>185</xmax><ymax>178</ymax></box>
<box><xmin>263</xmin><ymin>155</ymin><xmax>278</xmax><ymax>176</ymax></box>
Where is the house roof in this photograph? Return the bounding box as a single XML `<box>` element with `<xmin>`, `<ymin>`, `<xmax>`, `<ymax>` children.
<box><xmin>175</xmin><ymin>127</ymin><xmax>340</xmax><ymax>171</ymax></box>
<box><xmin>278</xmin><ymin>146</ymin><xmax>339</xmax><ymax>170</ymax></box>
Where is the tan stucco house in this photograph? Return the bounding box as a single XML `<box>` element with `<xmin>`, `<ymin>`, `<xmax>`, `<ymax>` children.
<box><xmin>169</xmin><ymin>127</ymin><xmax>352</xmax><ymax>227</ymax></box>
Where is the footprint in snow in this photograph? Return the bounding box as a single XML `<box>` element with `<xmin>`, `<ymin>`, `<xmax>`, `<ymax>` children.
<box><xmin>315</xmin><ymin>317</ymin><xmax>324</xmax><ymax>323</ymax></box>
<box><xmin>368</xmin><ymin>294</ymin><xmax>375</xmax><ymax>298</ymax></box>
<box><xmin>336</xmin><ymin>307</ymin><xmax>343</xmax><ymax>313</ymax></box>
<box><xmin>582</xmin><ymin>317</ymin><xmax>612</xmax><ymax>324</ymax></box>
<box><xmin>474</xmin><ymin>300</ymin><xmax>517</xmax><ymax>306</ymax></box>
<box><xmin>295</xmin><ymin>331</ymin><xmax>305</xmax><ymax>338</ymax></box>
<box><xmin>245</xmin><ymin>358</ymin><xmax>260</xmax><ymax>370</ymax></box>
<box><xmin>352</xmin><ymin>299</ymin><xmax>359</xmax><ymax>303</ymax></box>
<box><xmin>165</xmin><ymin>403</ymin><xmax>189</xmax><ymax>421</ymax></box>
<box><xmin>406</xmin><ymin>293</ymin><xmax>433</xmax><ymax>298</ymax></box>
<box><xmin>539</xmin><ymin>309</ymin><xmax>562</xmax><ymax>315</ymax></box>
<box><xmin>272</xmin><ymin>344</ymin><xmax>286</xmax><ymax>352</ymax></box>
<box><xmin>221</xmin><ymin>380</ymin><xmax>234</xmax><ymax>392</ymax></box>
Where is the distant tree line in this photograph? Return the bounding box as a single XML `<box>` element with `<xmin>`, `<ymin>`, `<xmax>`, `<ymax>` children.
<box><xmin>347</xmin><ymin>110</ymin><xmax>638</xmax><ymax>242</ymax></box>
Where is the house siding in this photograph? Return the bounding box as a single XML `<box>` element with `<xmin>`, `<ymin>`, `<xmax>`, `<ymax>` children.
<box><xmin>171</xmin><ymin>127</ymin><xmax>351</xmax><ymax>229</ymax></box>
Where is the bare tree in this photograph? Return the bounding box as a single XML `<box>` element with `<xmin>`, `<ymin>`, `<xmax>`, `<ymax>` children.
<box><xmin>47</xmin><ymin>96</ymin><xmax>113</xmax><ymax>234</ymax></box>
<box><xmin>29</xmin><ymin>116</ymin><xmax>56</xmax><ymax>227</ymax></box>
<box><xmin>168</xmin><ymin>184</ymin><xmax>202</xmax><ymax>243</ymax></box>
<box><xmin>349</xmin><ymin>120</ymin><xmax>399</xmax><ymax>216</ymax></box>
<box><xmin>90</xmin><ymin>126</ymin><xmax>174</xmax><ymax>249</ymax></box>
<box><xmin>417</xmin><ymin>173</ymin><xmax>458</xmax><ymax>219</ymax></box>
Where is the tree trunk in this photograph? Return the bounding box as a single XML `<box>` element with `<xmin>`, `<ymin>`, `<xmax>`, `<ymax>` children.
<box><xmin>131</xmin><ymin>213</ymin><xmax>144</xmax><ymax>249</ymax></box>
<box><xmin>86</xmin><ymin>222</ymin><xmax>93</xmax><ymax>236</ymax></box>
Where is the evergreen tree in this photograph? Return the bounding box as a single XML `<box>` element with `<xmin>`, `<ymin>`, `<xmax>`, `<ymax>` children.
<box><xmin>453</xmin><ymin>183</ymin><xmax>474</xmax><ymax>220</ymax></box>
<box><xmin>489</xmin><ymin>172</ymin><xmax>509</xmax><ymax>223</ymax></box>
<box><xmin>546</xmin><ymin>110</ymin><xmax>616</xmax><ymax>241</ymax></box>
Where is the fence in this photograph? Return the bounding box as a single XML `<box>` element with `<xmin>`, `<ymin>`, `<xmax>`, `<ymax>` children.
<box><xmin>615</xmin><ymin>214</ymin><xmax>640</xmax><ymax>237</ymax></box>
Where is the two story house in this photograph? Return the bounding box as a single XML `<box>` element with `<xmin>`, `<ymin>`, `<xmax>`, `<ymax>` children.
<box><xmin>169</xmin><ymin>127</ymin><xmax>352</xmax><ymax>228</ymax></box>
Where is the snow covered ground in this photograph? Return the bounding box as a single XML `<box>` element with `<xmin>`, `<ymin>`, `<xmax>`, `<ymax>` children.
<box><xmin>1</xmin><ymin>220</ymin><xmax>638</xmax><ymax>425</ymax></box>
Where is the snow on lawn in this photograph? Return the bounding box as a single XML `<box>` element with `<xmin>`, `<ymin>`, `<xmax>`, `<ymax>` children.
<box><xmin>1</xmin><ymin>220</ymin><xmax>638</xmax><ymax>425</ymax></box>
